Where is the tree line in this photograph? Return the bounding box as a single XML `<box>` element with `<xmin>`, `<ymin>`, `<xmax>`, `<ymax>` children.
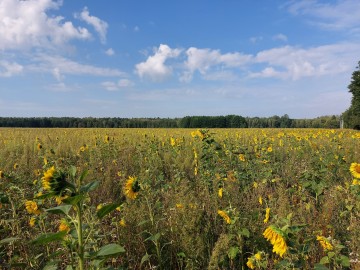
<box><xmin>0</xmin><ymin>115</ymin><xmax>342</xmax><ymax>128</ymax></box>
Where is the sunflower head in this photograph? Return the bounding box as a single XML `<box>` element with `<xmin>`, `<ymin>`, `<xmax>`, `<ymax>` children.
<box><xmin>350</xmin><ymin>162</ymin><xmax>360</xmax><ymax>178</ymax></box>
<box><xmin>124</xmin><ymin>176</ymin><xmax>140</xmax><ymax>200</ymax></box>
<box><xmin>41</xmin><ymin>167</ymin><xmax>71</xmax><ymax>195</ymax></box>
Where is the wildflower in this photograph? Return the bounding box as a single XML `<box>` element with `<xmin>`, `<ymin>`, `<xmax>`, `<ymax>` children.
<box><xmin>0</xmin><ymin>170</ymin><xmax>3</xmax><ymax>179</ymax></box>
<box><xmin>264</xmin><ymin>207</ymin><xmax>270</xmax><ymax>223</ymax></box>
<box><xmin>239</xmin><ymin>154</ymin><xmax>246</xmax><ymax>162</ymax></box>
<box><xmin>217</xmin><ymin>210</ymin><xmax>231</xmax><ymax>224</ymax></box>
<box><xmin>25</xmin><ymin>200</ymin><xmax>41</xmax><ymax>215</ymax></box>
<box><xmin>316</xmin><ymin>236</ymin><xmax>333</xmax><ymax>251</ymax></box>
<box><xmin>350</xmin><ymin>162</ymin><xmax>360</xmax><ymax>178</ymax></box>
<box><xmin>267</xmin><ymin>146</ymin><xmax>273</xmax><ymax>152</ymax></box>
<box><xmin>124</xmin><ymin>176</ymin><xmax>140</xmax><ymax>200</ymax></box>
<box><xmin>263</xmin><ymin>225</ymin><xmax>287</xmax><ymax>257</ymax></box>
<box><xmin>218</xmin><ymin>187</ymin><xmax>223</xmax><ymax>198</ymax></box>
<box><xmin>29</xmin><ymin>217</ymin><xmax>36</xmax><ymax>227</ymax></box>
<box><xmin>58</xmin><ymin>219</ymin><xmax>70</xmax><ymax>233</ymax></box>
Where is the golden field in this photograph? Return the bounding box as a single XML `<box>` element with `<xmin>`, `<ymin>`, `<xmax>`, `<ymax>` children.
<box><xmin>1</xmin><ymin>128</ymin><xmax>360</xmax><ymax>269</ymax></box>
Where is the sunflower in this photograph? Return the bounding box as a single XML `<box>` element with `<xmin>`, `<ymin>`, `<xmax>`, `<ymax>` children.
<box><xmin>263</xmin><ymin>207</ymin><xmax>270</xmax><ymax>224</ymax></box>
<box><xmin>217</xmin><ymin>210</ymin><xmax>231</xmax><ymax>224</ymax></box>
<box><xmin>316</xmin><ymin>235</ymin><xmax>333</xmax><ymax>251</ymax></box>
<box><xmin>246</xmin><ymin>257</ymin><xmax>255</xmax><ymax>269</ymax></box>
<box><xmin>37</xmin><ymin>143</ymin><xmax>42</xmax><ymax>150</ymax></box>
<box><xmin>124</xmin><ymin>176</ymin><xmax>140</xmax><ymax>200</ymax></box>
<box><xmin>58</xmin><ymin>219</ymin><xmax>70</xmax><ymax>233</ymax></box>
<box><xmin>25</xmin><ymin>200</ymin><xmax>41</xmax><ymax>215</ymax></box>
<box><xmin>350</xmin><ymin>162</ymin><xmax>360</xmax><ymax>178</ymax></box>
<box><xmin>263</xmin><ymin>225</ymin><xmax>287</xmax><ymax>257</ymax></box>
<box><xmin>218</xmin><ymin>187</ymin><xmax>223</xmax><ymax>198</ymax></box>
<box><xmin>0</xmin><ymin>170</ymin><xmax>3</xmax><ymax>179</ymax></box>
<box><xmin>29</xmin><ymin>217</ymin><xmax>36</xmax><ymax>227</ymax></box>
<box><xmin>42</xmin><ymin>166</ymin><xmax>55</xmax><ymax>190</ymax></box>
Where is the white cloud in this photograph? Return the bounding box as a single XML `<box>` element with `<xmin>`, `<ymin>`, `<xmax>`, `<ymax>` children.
<box><xmin>76</xmin><ymin>7</ymin><xmax>108</xmax><ymax>44</ymax></box>
<box><xmin>273</xmin><ymin>33</ymin><xmax>288</xmax><ymax>42</ymax></box>
<box><xmin>180</xmin><ymin>47</ymin><xmax>252</xmax><ymax>82</ymax></box>
<box><xmin>102</xmin><ymin>79</ymin><xmax>134</xmax><ymax>91</ymax></box>
<box><xmin>135</xmin><ymin>44</ymin><xmax>182</xmax><ymax>82</ymax></box>
<box><xmin>252</xmin><ymin>43</ymin><xmax>360</xmax><ymax>80</ymax></box>
<box><xmin>105</xmin><ymin>48</ymin><xmax>115</xmax><ymax>56</ymax></box>
<box><xmin>134</xmin><ymin>26</ymin><xmax>140</xmax><ymax>32</ymax></box>
<box><xmin>0</xmin><ymin>0</ymin><xmax>91</xmax><ymax>50</ymax></box>
<box><xmin>249</xmin><ymin>36</ymin><xmax>263</xmax><ymax>44</ymax></box>
<box><xmin>32</xmin><ymin>54</ymin><xmax>126</xmax><ymax>77</ymax></box>
<box><xmin>285</xmin><ymin>0</ymin><xmax>360</xmax><ymax>32</ymax></box>
<box><xmin>0</xmin><ymin>60</ymin><xmax>23</xmax><ymax>77</ymax></box>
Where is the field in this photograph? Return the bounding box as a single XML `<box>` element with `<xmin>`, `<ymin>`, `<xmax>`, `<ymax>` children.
<box><xmin>1</xmin><ymin>128</ymin><xmax>360</xmax><ymax>269</ymax></box>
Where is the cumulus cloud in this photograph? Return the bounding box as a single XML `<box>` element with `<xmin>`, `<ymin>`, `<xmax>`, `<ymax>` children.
<box><xmin>135</xmin><ymin>44</ymin><xmax>182</xmax><ymax>82</ymax></box>
<box><xmin>75</xmin><ymin>7</ymin><xmax>108</xmax><ymax>44</ymax></box>
<box><xmin>285</xmin><ymin>0</ymin><xmax>360</xmax><ymax>32</ymax></box>
<box><xmin>0</xmin><ymin>60</ymin><xmax>23</xmax><ymax>77</ymax></box>
<box><xmin>0</xmin><ymin>0</ymin><xmax>91</xmax><ymax>50</ymax></box>
<box><xmin>180</xmin><ymin>47</ymin><xmax>252</xmax><ymax>82</ymax></box>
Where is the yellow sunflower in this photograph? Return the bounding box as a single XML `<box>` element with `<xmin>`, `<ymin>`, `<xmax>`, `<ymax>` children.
<box><xmin>316</xmin><ymin>235</ymin><xmax>333</xmax><ymax>251</ymax></box>
<box><xmin>350</xmin><ymin>162</ymin><xmax>360</xmax><ymax>178</ymax></box>
<box><xmin>217</xmin><ymin>210</ymin><xmax>231</xmax><ymax>224</ymax></box>
<box><xmin>41</xmin><ymin>166</ymin><xmax>55</xmax><ymax>190</ymax></box>
<box><xmin>124</xmin><ymin>176</ymin><xmax>140</xmax><ymax>200</ymax></box>
<box><xmin>0</xmin><ymin>170</ymin><xmax>4</xmax><ymax>179</ymax></box>
<box><xmin>263</xmin><ymin>225</ymin><xmax>287</xmax><ymax>257</ymax></box>
<box><xmin>25</xmin><ymin>200</ymin><xmax>41</xmax><ymax>215</ymax></box>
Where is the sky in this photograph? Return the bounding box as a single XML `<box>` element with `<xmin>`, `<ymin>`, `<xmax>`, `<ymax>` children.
<box><xmin>0</xmin><ymin>0</ymin><xmax>360</xmax><ymax>118</ymax></box>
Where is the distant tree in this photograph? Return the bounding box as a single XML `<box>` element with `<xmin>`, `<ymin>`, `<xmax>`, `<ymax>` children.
<box><xmin>343</xmin><ymin>61</ymin><xmax>360</xmax><ymax>129</ymax></box>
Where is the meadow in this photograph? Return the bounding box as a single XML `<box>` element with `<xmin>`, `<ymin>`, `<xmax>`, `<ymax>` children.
<box><xmin>0</xmin><ymin>128</ymin><xmax>360</xmax><ymax>270</ymax></box>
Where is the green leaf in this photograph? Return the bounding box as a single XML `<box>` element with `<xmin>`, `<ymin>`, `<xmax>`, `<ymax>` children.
<box><xmin>340</xmin><ymin>255</ymin><xmax>350</xmax><ymax>267</ymax></box>
<box><xmin>145</xmin><ymin>232</ymin><xmax>161</xmax><ymax>242</ymax></box>
<box><xmin>140</xmin><ymin>253</ymin><xmax>151</xmax><ymax>267</ymax></box>
<box><xmin>0</xmin><ymin>237</ymin><xmax>20</xmax><ymax>245</ymax></box>
<box><xmin>31</xmin><ymin>231</ymin><xmax>67</xmax><ymax>245</ymax></box>
<box><xmin>96</xmin><ymin>202</ymin><xmax>121</xmax><ymax>219</ymax></box>
<box><xmin>319</xmin><ymin>256</ymin><xmax>329</xmax><ymax>265</ymax></box>
<box><xmin>46</xmin><ymin>205</ymin><xmax>72</xmax><ymax>215</ymax></box>
<box><xmin>79</xmin><ymin>170</ymin><xmax>89</xmax><ymax>182</ymax></box>
<box><xmin>227</xmin><ymin>246</ymin><xmax>239</xmax><ymax>260</ymax></box>
<box><xmin>80</xmin><ymin>180</ymin><xmax>99</xmax><ymax>194</ymax></box>
<box><xmin>327</xmin><ymin>252</ymin><xmax>335</xmax><ymax>259</ymax></box>
<box><xmin>240</xmin><ymin>228</ymin><xmax>250</xmax><ymax>238</ymax></box>
<box><xmin>96</xmin><ymin>244</ymin><xmax>125</xmax><ymax>258</ymax></box>
<box><xmin>62</xmin><ymin>194</ymin><xmax>85</xmax><ymax>206</ymax></box>
<box><xmin>69</xmin><ymin>166</ymin><xmax>77</xmax><ymax>178</ymax></box>
<box><xmin>314</xmin><ymin>263</ymin><xmax>329</xmax><ymax>270</ymax></box>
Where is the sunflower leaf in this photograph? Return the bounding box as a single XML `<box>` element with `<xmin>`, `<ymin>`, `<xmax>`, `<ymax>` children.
<box><xmin>96</xmin><ymin>243</ymin><xmax>125</xmax><ymax>258</ymax></box>
<box><xmin>80</xmin><ymin>180</ymin><xmax>99</xmax><ymax>194</ymax></box>
<box><xmin>97</xmin><ymin>202</ymin><xmax>121</xmax><ymax>219</ymax></box>
<box><xmin>31</xmin><ymin>231</ymin><xmax>67</xmax><ymax>245</ymax></box>
<box><xmin>46</xmin><ymin>205</ymin><xmax>72</xmax><ymax>215</ymax></box>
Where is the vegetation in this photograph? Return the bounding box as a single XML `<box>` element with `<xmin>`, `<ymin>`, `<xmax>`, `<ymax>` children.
<box><xmin>1</xmin><ymin>127</ymin><xmax>359</xmax><ymax>269</ymax></box>
<box><xmin>343</xmin><ymin>61</ymin><xmax>360</xmax><ymax>129</ymax></box>
<box><xmin>0</xmin><ymin>114</ymin><xmax>342</xmax><ymax>129</ymax></box>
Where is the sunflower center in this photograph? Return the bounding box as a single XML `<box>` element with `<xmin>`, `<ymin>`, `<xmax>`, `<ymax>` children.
<box><xmin>355</xmin><ymin>165</ymin><xmax>360</xmax><ymax>173</ymax></box>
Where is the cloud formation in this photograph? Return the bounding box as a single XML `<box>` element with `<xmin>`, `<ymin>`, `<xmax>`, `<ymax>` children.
<box><xmin>76</xmin><ymin>7</ymin><xmax>108</xmax><ymax>44</ymax></box>
<box><xmin>0</xmin><ymin>60</ymin><xmax>23</xmax><ymax>77</ymax></box>
<box><xmin>0</xmin><ymin>0</ymin><xmax>91</xmax><ymax>50</ymax></box>
<box><xmin>135</xmin><ymin>44</ymin><xmax>181</xmax><ymax>81</ymax></box>
<box><xmin>285</xmin><ymin>0</ymin><xmax>360</xmax><ymax>32</ymax></box>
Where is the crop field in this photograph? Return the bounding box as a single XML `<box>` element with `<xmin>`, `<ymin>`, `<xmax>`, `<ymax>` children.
<box><xmin>1</xmin><ymin>128</ymin><xmax>360</xmax><ymax>269</ymax></box>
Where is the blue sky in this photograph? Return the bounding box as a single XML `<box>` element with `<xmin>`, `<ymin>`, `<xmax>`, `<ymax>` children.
<box><xmin>1</xmin><ymin>0</ymin><xmax>359</xmax><ymax>118</ymax></box>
